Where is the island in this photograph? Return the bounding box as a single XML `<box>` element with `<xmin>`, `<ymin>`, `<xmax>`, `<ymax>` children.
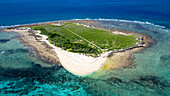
<box><xmin>1</xmin><ymin>20</ymin><xmax>153</xmax><ymax>76</ymax></box>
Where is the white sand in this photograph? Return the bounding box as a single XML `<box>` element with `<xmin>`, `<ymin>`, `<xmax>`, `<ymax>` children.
<box><xmin>35</xmin><ymin>31</ymin><xmax>107</xmax><ymax>76</ymax></box>
<box><xmin>113</xmin><ymin>31</ymin><xmax>132</xmax><ymax>35</ymax></box>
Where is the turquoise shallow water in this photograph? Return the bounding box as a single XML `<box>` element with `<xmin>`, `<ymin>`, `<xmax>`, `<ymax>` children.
<box><xmin>0</xmin><ymin>0</ymin><xmax>170</xmax><ymax>95</ymax></box>
<box><xmin>0</xmin><ymin>20</ymin><xmax>170</xmax><ymax>96</ymax></box>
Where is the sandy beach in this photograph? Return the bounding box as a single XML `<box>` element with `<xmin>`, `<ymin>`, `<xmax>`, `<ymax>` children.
<box><xmin>1</xmin><ymin>20</ymin><xmax>153</xmax><ymax>76</ymax></box>
<box><xmin>35</xmin><ymin>30</ymin><xmax>107</xmax><ymax>75</ymax></box>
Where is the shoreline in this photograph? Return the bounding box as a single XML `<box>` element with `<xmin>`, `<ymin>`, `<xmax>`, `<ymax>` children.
<box><xmin>1</xmin><ymin>20</ymin><xmax>153</xmax><ymax>76</ymax></box>
<box><xmin>35</xmin><ymin>30</ymin><xmax>107</xmax><ymax>75</ymax></box>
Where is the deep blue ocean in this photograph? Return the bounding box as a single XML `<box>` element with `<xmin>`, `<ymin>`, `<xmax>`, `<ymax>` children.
<box><xmin>0</xmin><ymin>0</ymin><xmax>170</xmax><ymax>96</ymax></box>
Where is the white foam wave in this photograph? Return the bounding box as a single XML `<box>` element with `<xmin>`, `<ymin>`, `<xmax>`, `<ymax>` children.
<box><xmin>0</xmin><ymin>26</ymin><xmax>9</xmax><ymax>29</ymax></box>
<box><xmin>0</xmin><ymin>18</ymin><xmax>166</xmax><ymax>30</ymax></box>
<box><xmin>0</xmin><ymin>19</ymin><xmax>82</xmax><ymax>30</ymax></box>
<box><xmin>73</xmin><ymin>18</ymin><xmax>166</xmax><ymax>29</ymax></box>
<box><xmin>1</xmin><ymin>51</ymin><xmax>4</xmax><ymax>54</ymax></box>
<box><xmin>95</xmin><ymin>18</ymin><xmax>166</xmax><ymax>29</ymax></box>
<box><xmin>0</xmin><ymin>25</ymin><xmax>21</xmax><ymax>30</ymax></box>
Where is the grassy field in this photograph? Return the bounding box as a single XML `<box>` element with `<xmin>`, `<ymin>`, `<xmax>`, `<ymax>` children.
<box><xmin>31</xmin><ymin>23</ymin><xmax>140</xmax><ymax>56</ymax></box>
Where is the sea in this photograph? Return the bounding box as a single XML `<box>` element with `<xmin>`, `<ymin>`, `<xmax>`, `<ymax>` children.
<box><xmin>0</xmin><ymin>0</ymin><xmax>170</xmax><ymax>96</ymax></box>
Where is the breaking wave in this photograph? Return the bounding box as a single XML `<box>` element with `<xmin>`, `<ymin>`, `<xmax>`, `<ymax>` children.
<box><xmin>0</xmin><ymin>18</ymin><xmax>166</xmax><ymax>30</ymax></box>
<box><xmin>96</xmin><ymin>18</ymin><xmax>166</xmax><ymax>29</ymax></box>
<box><xmin>74</xmin><ymin>18</ymin><xmax>166</xmax><ymax>29</ymax></box>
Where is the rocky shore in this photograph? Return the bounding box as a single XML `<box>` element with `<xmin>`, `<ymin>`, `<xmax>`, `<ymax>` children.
<box><xmin>2</xmin><ymin>28</ymin><xmax>61</xmax><ymax>65</ymax></box>
<box><xmin>1</xmin><ymin>20</ymin><xmax>153</xmax><ymax>75</ymax></box>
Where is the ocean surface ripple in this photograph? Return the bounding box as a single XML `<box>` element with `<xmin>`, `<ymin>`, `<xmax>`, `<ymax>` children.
<box><xmin>0</xmin><ymin>19</ymin><xmax>170</xmax><ymax>96</ymax></box>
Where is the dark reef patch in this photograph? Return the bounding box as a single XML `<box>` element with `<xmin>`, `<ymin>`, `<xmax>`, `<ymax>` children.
<box><xmin>0</xmin><ymin>39</ymin><xmax>10</xmax><ymax>43</ymax></box>
<box><xmin>0</xmin><ymin>64</ymin><xmax>83</xmax><ymax>95</ymax></box>
<box><xmin>2</xmin><ymin>49</ymin><xmax>28</xmax><ymax>56</ymax></box>
<box><xmin>8</xmin><ymin>49</ymin><xmax>28</xmax><ymax>53</ymax></box>
<box><xmin>105</xmin><ymin>77</ymin><xmax>123</xmax><ymax>84</ymax></box>
<box><xmin>160</xmin><ymin>55</ymin><xmax>170</xmax><ymax>66</ymax></box>
<box><xmin>132</xmin><ymin>76</ymin><xmax>170</xmax><ymax>90</ymax></box>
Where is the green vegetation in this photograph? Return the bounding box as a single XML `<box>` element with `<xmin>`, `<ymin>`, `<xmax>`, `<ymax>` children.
<box><xmin>31</xmin><ymin>23</ymin><xmax>140</xmax><ymax>56</ymax></box>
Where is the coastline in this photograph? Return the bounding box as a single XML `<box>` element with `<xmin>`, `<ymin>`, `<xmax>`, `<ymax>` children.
<box><xmin>1</xmin><ymin>20</ymin><xmax>153</xmax><ymax>76</ymax></box>
<box><xmin>1</xmin><ymin>29</ymin><xmax>61</xmax><ymax>65</ymax></box>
